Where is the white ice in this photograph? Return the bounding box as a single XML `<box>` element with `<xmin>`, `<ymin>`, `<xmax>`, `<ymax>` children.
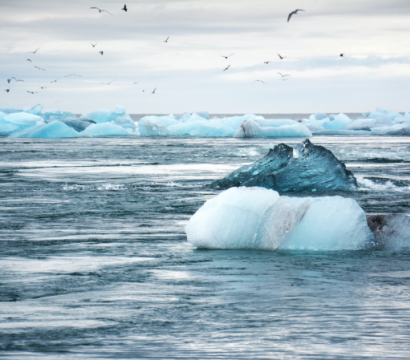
<box><xmin>186</xmin><ymin>187</ymin><xmax>374</xmax><ymax>251</ymax></box>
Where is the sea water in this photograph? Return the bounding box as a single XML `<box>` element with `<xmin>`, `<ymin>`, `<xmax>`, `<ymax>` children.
<box><xmin>1</xmin><ymin>134</ymin><xmax>410</xmax><ymax>359</ymax></box>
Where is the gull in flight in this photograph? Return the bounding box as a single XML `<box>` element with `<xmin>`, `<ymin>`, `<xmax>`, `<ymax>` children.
<box><xmin>277</xmin><ymin>72</ymin><xmax>290</xmax><ymax>78</ymax></box>
<box><xmin>34</xmin><ymin>66</ymin><xmax>46</xmax><ymax>71</ymax></box>
<box><xmin>278</xmin><ymin>53</ymin><xmax>286</xmax><ymax>60</ymax></box>
<box><xmin>5</xmin><ymin>89</ymin><xmax>10</xmax><ymax>93</ymax></box>
<box><xmin>287</xmin><ymin>9</ymin><xmax>305</xmax><ymax>22</ymax></box>
<box><xmin>26</xmin><ymin>59</ymin><xmax>32</xmax><ymax>62</ymax></box>
<box><xmin>220</xmin><ymin>53</ymin><xmax>234</xmax><ymax>59</ymax></box>
<box><xmin>27</xmin><ymin>91</ymin><xmax>38</xmax><ymax>94</ymax></box>
<box><xmin>50</xmin><ymin>78</ymin><xmax>60</xmax><ymax>83</ymax></box>
<box><xmin>40</xmin><ymin>87</ymin><xmax>47</xmax><ymax>89</ymax></box>
<box><xmin>11</xmin><ymin>77</ymin><xmax>24</xmax><ymax>82</ymax></box>
<box><xmin>99</xmin><ymin>51</ymin><xmax>104</xmax><ymax>55</ymax></box>
<box><xmin>102</xmin><ymin>79</ymin><xmax>115</xmax><ymax>85</ymax></box>
<box><xmin>90</xmin><ymin>7</ymin><xmax>113</xmax><ymax>16</ymax></box>
<box><xmin>152</xmin><ymin>88</ymin><xmax>157</xmax><ymax>94</ymax></box>
<box><xmin>264</xmin><ymin>61</ymin><xmax>272</xmax><ymax>64</ymax></box>
<box><xmin>91</xmin><ymin>43</ymin><xmax>97</xmax><ymax>47</ymax></box>
<box><xmin>223</xmin><ymin>65</ymin><xmax>230</xmax><ymax>71</ymax></box>
<box><xmin>164</xmin><ymin>37</ymin><xmax>170</xmax><ymax>43</ymax></box>
<box><xmin>29</xmin><ymin>48</ymin><xmax>40</xmax><ymax>54</ymax></box>
<box><xmin>122</xmin><ymin>4</ymin><xmax>127</xmax><ymax>12</ymax></box>
<box><xmin>65</xmin><ymin>74</ymin><xmax>82</xmax><ymax>77</ymax></box>
<box><xmin>340</xmin><ymin>53</ymin><xmax>344</xmax><ymax>57</ymax></box>
<box><xmin>7</xmin><ymin>79</ymin><xmax>12</xmax><ymax>84</ymax></box>
<box><xmin>254</xmin><ymin>80</ymin><xmax>265</xmax><ymax>84</ymax></box>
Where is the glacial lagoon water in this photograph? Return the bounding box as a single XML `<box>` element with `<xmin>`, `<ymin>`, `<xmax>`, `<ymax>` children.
<box><xmin>1</xmin><ymin>134</ymin><xmax>410</xmax><ymax>359</ymax></box>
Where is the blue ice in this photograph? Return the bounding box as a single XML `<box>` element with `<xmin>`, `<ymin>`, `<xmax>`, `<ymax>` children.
<box><xmin>9</xmin><ymin>120</ymin><xmax>80</xmax><ymax>138</ymax></box>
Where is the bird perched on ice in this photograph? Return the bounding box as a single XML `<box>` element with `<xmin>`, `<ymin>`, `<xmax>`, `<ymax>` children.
<box><xmin>90</xmin><ymin>7</ymin><xmax>113</xmax><ymax>15</ymax></box>
<box><xmin>287</xmin><ymin>9</ymin><xmax>305</xmax><ymax>22</ymax></box>
<box><xmin>220</xmin><ymin>53</ymin><xmax>234</xmax><ymax>59</ymax></box>
<box><xmin>164</xmin><ymin>37</ymin><xmax>170</xmax><ymax>43</ymax></box>
<box><xmin>223</xmin><ymin>65</ymin><xmax>230</xmax><ymax>71</ymax></box>
<box><xmin>122</xmin><ymin>4</ymin><xmax>127</xmax><ymax>12</ymax></box>
<box><xmin>99</xmin><ymin>51</ymin><xmax>104</xmax><ymax>55</ymax></box>
<box><xmin>278</xmin><ymin>53</ymin><xmax>286</xmax><ymax>60</ymax></box>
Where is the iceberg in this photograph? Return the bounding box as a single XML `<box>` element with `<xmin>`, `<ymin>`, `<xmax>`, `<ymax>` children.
<box><xmin>43</xmin><ymin>108</ymin><xmax>77</xmax><ymax>121</ymax></box>
<box><xmin>212</xmin><ymin>139</ymin><xmax>357</xmax><ymax>192</ymax></box>
<box><xmin>234</xmin><ymin>119</ymin><xmax>311</xmax><ymax>138</ymax></box>
<box><xmin>84</xmin><ymin>105</ymin><xmax>133</xmax><ymax>124</ymax></box>
<box><xmin>4</xmin><ymin>112</ymin><xmax>42</xmax><ymax>126</ymax></box>
<box><xmin>186</xmin><ymin>187</ymin><xmax>374</xmax><ymax>251</ymax></box>
<box><xmin>59</xmin><ymin>118</ymin><xmax>96</xmax><ymax>132</ymax></box>
<box><xmin>23</xmin><ymin>104</ymin><xmax>43</xmax><ymax>116</ymax></box>
<box><xmin>367</xmin><ymin>214</ymin><xmax>410</xmax><ymax>250</ymax></box>
<box><xmin>9</xmin><ymin>120</ymin><xmax>80</xmax><ymax>138</ymax></box>
<box><xmin>82</xmin><ymin>121</ymin><xmax>134</xmax><ymax>136</ymax></box>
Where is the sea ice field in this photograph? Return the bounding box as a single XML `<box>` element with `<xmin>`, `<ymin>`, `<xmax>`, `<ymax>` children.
<box><xmin>1</xmin><ymin>109</ymin><xmax>410</xmax><ymax>359</ymax></box>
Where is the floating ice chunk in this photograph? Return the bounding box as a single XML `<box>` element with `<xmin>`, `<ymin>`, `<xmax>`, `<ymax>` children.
<box><xmin>138</xmin><ymin>116</ymin><xmax>178</xmax><ymax>136</ymax></box>
<box><xmin>85</xmin><ymin>105</ymin><xmax>132</xmax><ymax>124</ymax></box>
<box><xmin>4</xmin><ymin>112</ymin><xmax>42</xmax><ymax>126</ymax></box>
<box><xmin>43</xmin><ymin>108</ymin><xmax>77</xmax><ymax>121</ymax></box>
<box><xmin>371</xmin><ymin>123</ymin><xmax>410</xmax><ymax>135</ymax></box>
<box><xmin>9</xmin><ymin>120</ymin><xmax>79</xmax><ymax>138</ymax></box>
<box><xmin>23</xmin><ymin>104</ymin><xmax>43</xmax><ymax>116</ymax></box>
<box><xmin>0</xmin><ymin>106</ymin><xmax>23</xmax><ymax>114</ymax></box>
<box><xmin>167</xmin><ymin>120</ymin><xmax>208</xmax><ymax>136</ymax></box>
<box><xmin>321</xmin><ymin>113</ymin><xmax>352</xmax><ymax>130</ymax></box>
<box><xmin>0</xmin><ymin>112</ymin><xmax>24</xmax><ymax>135</ymax></box>
<box><xmin>186</xmin><ymin>187</ymin><xmax>374</xmax><ymax>251</ymax></box>
<box><xmin>82</xmin><ymin>121</ymin><xmax>133</xmax><ymax>136</ymax></box>
<box><xmin>114</xmin><ymin>116</ymin><xmax>138</xmax><ymax>133</ymax></box>
<box><xmin>212</xmin><ymin>139</ymin><xmax>357</xmax><ymax>192</ymax></box>
<box><xmin>313</xmin><ymin>112</ymin><xmax>328</xmax><ymax>120</ymax></box>
<box><xmin>60</xmin><ymin>118</ymin><xmax>95</xmax><ymax>132</ymax></box>
<box><xmin>367</xmin><ymin>214</ymin><xmax>410</xmax><ymax>250</ymax></box>
<box><xmin>234</xmin><ymin>119</ymin><xmax>312</xmax><ymax>138</ymax></box>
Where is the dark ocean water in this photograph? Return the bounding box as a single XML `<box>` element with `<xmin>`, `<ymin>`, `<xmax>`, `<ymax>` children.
<box><xmin>1</xmin><ymin>135</ymin><xmax>410</xmax><ymax>359</ymax></box>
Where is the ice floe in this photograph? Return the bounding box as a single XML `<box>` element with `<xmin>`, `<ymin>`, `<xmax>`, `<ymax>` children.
<box><xmin>186</xmin><ymin>187</ymin><xmax>374</xmax><ymax>251</ymax></box>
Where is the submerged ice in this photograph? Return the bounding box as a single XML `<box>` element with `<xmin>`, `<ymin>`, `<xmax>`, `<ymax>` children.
<box><xmin>212</xmin><ymin>139</ymin><xmax>357</xmax><ymax>192</ymax></box>
<box><xmin>186</xmin><ymin>187</ymin><xmax>374</xmax><ymax>251</ymax></box>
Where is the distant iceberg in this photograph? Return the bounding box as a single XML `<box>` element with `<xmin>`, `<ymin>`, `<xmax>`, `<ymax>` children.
<box><xmin>186</xmin><ymin>187</ymin><xmax>374</xmax><ymax>251</ymax></box>
<box><xmin>212</xmin><ymin>139</ymin><xmax>357</xmax><ymax>192</ymax></box>
<box><xmin>305</xmin><ymin>108</ymin><xmax>410</xmax><ymax>136</ymax></box>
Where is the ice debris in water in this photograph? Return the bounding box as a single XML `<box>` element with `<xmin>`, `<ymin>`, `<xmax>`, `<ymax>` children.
<box><xmin>304</xmin><ymin>108</ymin><xmax>410</xmax><ymax>136</ymax></box>
<box><xmin>186</xmin><ymin>187</ymin><xmax>374</xmax><ymax>251</ymax></box>
<box><xmin>212</xmin><ymin>139</ymin><xmax>357</xmax><ymax>192</ymax></box>
<box><xmin>367</xmin><ymin>214</ymin><xmax>410</xmax><ymax>250</ymax></box>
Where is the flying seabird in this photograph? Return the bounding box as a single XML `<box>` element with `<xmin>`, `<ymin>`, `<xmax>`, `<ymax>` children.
<box><xmin>27</xmin><ymin>91</ymin><xmax>38</xmax><ymax>94</ymax></box>
<box><xmin>90</xmin><ymin>7</ymin><xmax>113</xmax><ymax>15</ymax></box>
<box><xmin>99</xmin><ymin>51</ymin><xmax>104</xmax><ymax>55</ymax></box>
<box><xmin>152</xmin><ymin>88</ymin><xmax>156</xmax><ymax>94</ymax></box>
<box><xmin>40</xmin><ymin>87</ymin><xmax>47</xmax><ymax>89</ymax></box>
<box><xmin>220</xmin><ymin>53</ymin><xmax>234</xmax><ymax>59</ymax></box>
<box><xmin>29</xmin><ymin>48</ymin><xmax>40</xmax><ymax>54</ymax></box>
<box><xmin>278</xmin><ymin>53</ymin><xmax>286</xmax><ymax>60</ymax></box>
<box><xmin>34</xmin><ymin>66</ymin><xmax>46</xmax><ymax>71</ymax></box>
<box><xmin>50</xmin><ymin>79</ymin><xmax>60</xmax><ymax>83</ymax></box>
<box><xmin>287</xmin><ymin>9</ymin><xmax>305</xmax><ymax>22</ymax></box>
<box><xmin>264</xmin><ymin>61</ymin><xmax>272</xmax><ymax>64</ymax></box>
<box><xmin>5</xmin><ymin>89</ymin><xmax>10</xmax><ymax>93</ymax></box>
<box><xmin>102</xmin><ymin>79</ymin><xmax>115</xmax><ymax>85</ymax></box>
<box><xmin>340</xmin><ymin>53</ymin><xmax>344</xmax><ymax>57</ymax></box>
<box><xmin>26</xmin><ymin>59</ymin><xmax>32</xmax><ymax>62</ymax></box>
<box><xmin>11</xmin><ymin>77</ymin><xmax>24</xmax><ymax>82</ymax></box>
<box><xmin>91</xmin><ymin>43</ymin><xmax>97</xmax><ymax>47</ymax></box>
<box><xmin>64</xmin><ymin>74</ymin><xmax>82</xmax><ymax>77</ymax></box>
<box><xmin>254</xmin><ymin>80</ymin><xmax>265</xmax><ymax>84</ymax></box>
<box><xmin>223</xmin><ymin>65</ymin><xmax>230</xmax><ymax>71</ymax></box>
<box><xmin>164</xmin><ymin>37</ymin><xmax>169</xmax><ymax>43</ymax></box>
<box><xmin>7</xmin><ymin>79</ymin><xmax>12</xmax><ymax>84</ymax></box>
<box><xmin>122</xmin><ymin>4</ymin><xmax>127</xmax><ymax>12</ymax></box>
<box><xmin>277</xmin><ymin>72</ymin><xmax>290</xmax><ymax>77</ymax></box>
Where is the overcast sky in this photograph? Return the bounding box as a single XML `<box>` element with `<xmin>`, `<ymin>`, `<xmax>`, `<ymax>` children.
<box><xmin>1</xmin><ymin>0</ymin><xmax>410</xmax><ymax>114</ymax></box>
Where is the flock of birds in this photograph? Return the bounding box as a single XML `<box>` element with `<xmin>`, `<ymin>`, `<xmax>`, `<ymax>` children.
<box><xmin>4</xmin><ymin>6</ymin><xmax>345</xmax><ymax>97</ymax></box>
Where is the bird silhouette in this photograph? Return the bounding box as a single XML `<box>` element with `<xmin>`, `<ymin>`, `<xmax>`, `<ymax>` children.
<box><xmin>26</xmin><ymin>59</ymin><xmax>32</xmax><ymax>62</ymax></box>
<box><xmin>29</xmin><ymin>48</ymin><xmax>40</xmax><ymax>54</ymax></box>
<box><xmin>278</xmin><ymin>53</ymin><xmax>286</xmax><ymax>60</ymax></box>
<box><xmin>101</xmin><ymin>79</ymin><xmax>115</xmax><ymax>85</ymax></box>
<box><xmin>152</xmin><ymin>88</ymin><xmax>156</xmax><ymax>94</ymax></box>
<box><xmin>264</xmin><ymin>61</ymin><xmax>272</xmax><ymax>64</ymax></box>
<box><xmin>122</xmin><ymin>4</ymin><xmax>127</xmax><ymax>12</ymax></box>
<box><xmin>34</xmin><ymin>66</ymin><xmax>46</xmax><ymax>71</ymax></box>
<box><xmin>5</xmin><ymin>89</ymin><xmax>10</xmax><ymax>93</ymax></box>
<box><xmin>64</xmin><ymin>74</ymin><xmax>82</xmax><ymax>77</ymax></box>
<box><xmin>277</xmin><ymin>72</ymin><xmax>290</xmax><ymax>77</ymax></box>
<box><xmin>99</xmin><ymin>51</ymin><xmax>104</xmax><ymax>55</ymax></box>
<box><xmin>90</xmin><ymin>7</ymin><xmax>113</xmax><ymax>15</ymax></box>
<box><xmin>40</xmin><ymin>87</ymin><xmax>47</xmax><ymax>89</ymax></box>
<box><xmin>164</xmin><ymin>37</ymin><xmax>170</xmax><ymax>43</ymax></box>
<box><xmin>7</xmin><ymin>79</ymin><xmax>12</xmax><ymax>84</ymax></box>
<box><xmin>254</xmin><ymin>80</ymin><xmax>265</xmax><ymax>84</ymax></box>
<box><xmin>287</xmin><ymin>9</ymin><xmax>305</xmax><ymax>22</ymax></box>
<box><xmin>220</xmin><ymin>53</ymin><xmax>234</xmax><ymax>59</ymax></box>
<box><xmin>223</xmin><ymin>65</ymin><xmax>230</xmax><ymax>71</ymax></box>
<box><xmin>340</xmin><ymin>53</ymin><xmax>344</xmax><ymax>57</ymax></box>
<box><xmin>11</xmin><ymin>77</ymin><xmax>24</xmax><ymax>82</ymax></box>
<box><xmin>27</xmin><ymin>91</ymin><xmax>38</xmax><ymax>94</ymax></box>
<box><xmin>91</xmin><ymin>43</ymin><xmax>97</xmax><ymax>47</ymax></box>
